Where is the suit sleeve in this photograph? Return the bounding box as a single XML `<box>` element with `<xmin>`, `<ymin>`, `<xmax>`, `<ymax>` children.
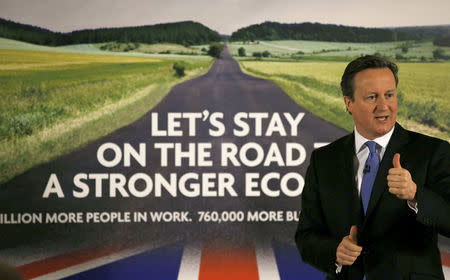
<box><xmin>295</xmin><ymin>150</ymin><xmax>341</xmax><ymax>275</ymax></box>
<box><xmin>415</xmin><ymin>140</ymin><xmax>450</xmax><ymax>237</ymax></box>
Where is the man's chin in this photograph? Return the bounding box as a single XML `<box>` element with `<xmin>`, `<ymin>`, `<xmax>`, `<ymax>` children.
<box><xmin>375</xmin><ymin>124</ymin><xmax>395</xmax><ymax>136</ymax></box>
<box><xmin>355</xmin><ymin>120</ymin><xmax>396</xmax><ymax>139</ymax></box>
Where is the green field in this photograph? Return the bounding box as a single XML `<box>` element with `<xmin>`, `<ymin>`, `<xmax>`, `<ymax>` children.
<box><xmin>0</xmin><ymin>37</ymin><xmax>212</xmax><ymax>60</ymax></box>
<box><xmin>0</xmin><ymin>47</ymin><xmax>213</xmax><ymax>184</ymax></box>
<box><xmin>96</xmin><ymin>42</ymin><xmax>206</xmax><ymax>55</ymax></box>
<box><xmin>229</xmin><ymin>40</ymin><xmax>450</xmax><ymax>60</ymax></box>
<box><xmin>239</xmin><ymin>60</ymin><xmax>450</xmax><ymax>140</ymax></box>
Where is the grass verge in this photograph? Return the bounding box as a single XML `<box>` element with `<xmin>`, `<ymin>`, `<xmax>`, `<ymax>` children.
<box><xmin>240</xmin><ymin>66</ymin><xmax>355</xmax><ymax>132</ymax></box>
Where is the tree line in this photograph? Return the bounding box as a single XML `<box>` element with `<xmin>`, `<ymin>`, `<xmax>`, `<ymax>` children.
<box><xmin>1</xmin><ymin>17</ymin><xmax>448</xmax><ymax>46</ymax></box>
<box><xmin>230</xmin><ymin>21</ymin><xmax>432</xmax><ymax>42</ymax></box>
<box><xmin>0</xmin><ymin>18</ymin><xmax>221</xmax><ymax>46</ymax></box>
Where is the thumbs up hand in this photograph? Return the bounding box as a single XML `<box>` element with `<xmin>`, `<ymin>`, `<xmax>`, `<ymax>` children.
<box><xmin>387</xmin><ymin>153</ymin><xmax>417</xmax><ymax>201</ymax></box>
<box><xmin>336</xmin><ymin>226</ymin><xmax>362</xmax><ymax>266</ymax></box>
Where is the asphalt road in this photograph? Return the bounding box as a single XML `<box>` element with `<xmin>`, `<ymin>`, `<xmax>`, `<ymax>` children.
<box><xmin>0</xmin><ymin>47</ymin><xmax>348</xmax><ymax>263</ymax></box>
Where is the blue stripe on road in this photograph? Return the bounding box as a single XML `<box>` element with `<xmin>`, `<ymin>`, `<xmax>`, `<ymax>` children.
<box><xmin>62</xmin><ymin>242</ymin><xmax>184</xmax><ymax>280</ymax></box>
<box><xmin>272</xmin><ymin>240</ymin><xmax>325</xmax><ymax>280</ymax></box>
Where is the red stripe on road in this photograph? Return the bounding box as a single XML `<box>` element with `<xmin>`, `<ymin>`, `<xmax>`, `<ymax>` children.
<box><xmin>198</xmin><ymin>244</ymin><xmax>259</xmax><ymax>280</ymax></box>
<box><xmin>441</xmin><ymin>251</ymin><xmax>450</xmax><ymax>267</ymax></box>
<box><xmin>17</xmin><ymin>243</ymin><xmax>133</xmax><ymax>279</ymax></box>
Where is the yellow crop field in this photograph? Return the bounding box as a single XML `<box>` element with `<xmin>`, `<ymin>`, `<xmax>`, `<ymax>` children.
<box><xmin>398</xmin><ymin>63</ymin><xmax>450</xmax><ymax>108</ymax></box>
<box><xmin>242</xmin><ymin>61</ymin><xmax>346</xmax><ymax>84</ymax></box>
<box><xmin>0</xmin><ymin>49</ymin><xmax>160</xmax><ymax>70</ymax></box>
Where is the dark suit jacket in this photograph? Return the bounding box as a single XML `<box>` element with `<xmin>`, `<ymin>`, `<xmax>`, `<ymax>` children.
<box><xmin>295</xmin><ymin>123</ymin><xmax>450</xmax><ymax>280</ymax></box>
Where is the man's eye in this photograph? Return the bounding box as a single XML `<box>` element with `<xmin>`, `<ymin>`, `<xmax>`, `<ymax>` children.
<box><xmin>367</xmin><ymin>96</ymin><xmax>376</xmax><ymax>100</ymax></box>
<box><xmin>386</xmin><ymin>94</ymin><xmax>394</xmax><ymax>98</ymax></box>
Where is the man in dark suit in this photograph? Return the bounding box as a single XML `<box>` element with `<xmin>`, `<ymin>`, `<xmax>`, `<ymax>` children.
<box><xmin>295</xmin><ymin>55</ymin><xmax>449</xmax><ymax>279</ymax></box>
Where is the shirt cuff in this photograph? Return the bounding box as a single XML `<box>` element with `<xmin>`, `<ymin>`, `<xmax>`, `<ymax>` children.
<box><xmin>335</xmin><ymin>262</ymin><xmax>342</xmax><ymax>274</ymax></box>
<box><xmin>407</xmin><ymin>200</ymin><xmax>418</xmax><ymax>214</ymax></box>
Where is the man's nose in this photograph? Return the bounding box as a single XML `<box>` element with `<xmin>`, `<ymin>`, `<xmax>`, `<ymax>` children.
<box><xmin>376</xmin><ymin>96</ymin><xmax>389</xmax><ymax>110</ymax></box>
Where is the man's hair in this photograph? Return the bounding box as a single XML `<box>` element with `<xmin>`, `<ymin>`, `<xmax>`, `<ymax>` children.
<box><xmin>340</xmin><ymin>55</ymin><xmax>399</xmax><ymax>100</ymax></box>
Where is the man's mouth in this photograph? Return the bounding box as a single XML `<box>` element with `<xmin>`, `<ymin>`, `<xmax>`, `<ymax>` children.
<box><xmin>375</xmin><ymin>116</ymin><xmax>389</xmax><ymax>121</ymax></box>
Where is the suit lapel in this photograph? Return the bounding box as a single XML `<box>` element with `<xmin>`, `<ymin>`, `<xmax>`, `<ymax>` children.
<box><xmin>339</xmin><ymin>133</ymin><xmax>362</xmax><ymax>226</ymax></box>
<box><xmin>363</xmin><ymin>123</ymin><xmax>410</xmax><ymax>224</ymax></box>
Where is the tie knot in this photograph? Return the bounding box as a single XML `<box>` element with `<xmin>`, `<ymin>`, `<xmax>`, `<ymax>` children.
<box><xmin>365</xmin><ymin>141</ymin><xmax>377</xmax><ymax>154</ymax></box>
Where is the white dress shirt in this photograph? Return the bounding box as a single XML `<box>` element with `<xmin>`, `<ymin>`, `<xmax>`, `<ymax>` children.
<box><xmin>354</xmin><ymin>127</ymin><xmax>394</xmax><ymax>196</ymax></box>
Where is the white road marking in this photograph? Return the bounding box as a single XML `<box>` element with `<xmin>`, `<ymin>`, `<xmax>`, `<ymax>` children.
<box><xmin>255</xmin><ymin>240</ymin><xmax>280</xmax><ymax>280</ymax></box>
<box><xmin>177</xmin><ymin>243</ymin><xmax>201</xmax><ymax>280</ymax></box>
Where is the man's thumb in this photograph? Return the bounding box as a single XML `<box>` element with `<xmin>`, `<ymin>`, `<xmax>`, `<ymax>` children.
<box><xmin>349</xmin><ymin>225</ymin><xmax>357</xmax><ymax>242</ymax></box>
<box><xmin>393</xmin><ymin>153</ymin><xmax>401</xmax><ymax>168</ymax></box>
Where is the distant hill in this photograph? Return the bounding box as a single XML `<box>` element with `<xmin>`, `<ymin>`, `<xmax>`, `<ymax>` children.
<box><xmin>389</xmin><ymin>25</ymin><xmax>450</xmax><ymax>37</ymax></box>
<box><xmin>0</xmin><ymin>18</ymin><xmax>221</xmax><ymax>46</ymax></box>
<box><xmin>0</xmin><ymin>18</ymin><xmax>59</xmax><ymax>45</ymax></box>
<box><xmin>389</xmin><ymin>25</ymin><xmax>450</xmax><ymax>47</ymax></box>
<box><xmin>230</xmin><ymin>21</ymin><xmax>429</xmax><ymax>42</ymax></box>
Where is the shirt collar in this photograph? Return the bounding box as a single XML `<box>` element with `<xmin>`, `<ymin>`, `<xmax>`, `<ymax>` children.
<box><xmin>354</xmin><ymin>125</ymin><xmax>395</xmax><ymax>154</ymax></box>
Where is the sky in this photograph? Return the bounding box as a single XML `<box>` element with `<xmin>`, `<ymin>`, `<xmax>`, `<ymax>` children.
<box><xmin>0</xmin><ymin>0</ymin><xmax>449</xmax><ymax>35</ymax></box>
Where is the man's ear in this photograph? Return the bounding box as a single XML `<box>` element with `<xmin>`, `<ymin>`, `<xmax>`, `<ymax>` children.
<box><xmin>344</xmin><ymin>96</ymin><xmax>353</xmax><ymax>115</ymax></box>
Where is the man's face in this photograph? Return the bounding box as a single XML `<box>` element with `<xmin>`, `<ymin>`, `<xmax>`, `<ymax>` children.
<box><xmin>344</xmin><ymin>67</ymin><xmax>398</xmax><ymax>140</ymax></box>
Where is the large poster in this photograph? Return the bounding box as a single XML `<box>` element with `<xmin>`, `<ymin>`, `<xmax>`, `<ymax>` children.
<box><xmin>0</xmin><ymin>1</ymin><xmax>449</xmax><ymax>279</ymax></box>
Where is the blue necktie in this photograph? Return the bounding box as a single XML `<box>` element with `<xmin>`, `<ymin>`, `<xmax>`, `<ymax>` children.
<box><xmin>361</xmin><ymin>141</ymin><xmax>379</xmax><ymax>215</ymax></box>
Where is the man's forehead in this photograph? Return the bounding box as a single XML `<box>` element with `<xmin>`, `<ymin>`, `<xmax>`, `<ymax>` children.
<box><xmin>353</xmin><ymin>68</ymin><xmax>396</xmax><ymax>95</ymax></box>
<box><xmin>355</xmin><ymin>67</ymin><xmax>393</xmax><ymax>77</ymax></box>
<box><xmin>354</xmin><ymin>68</ymin><xmax>396</xmax><ymax>84</ymax></box>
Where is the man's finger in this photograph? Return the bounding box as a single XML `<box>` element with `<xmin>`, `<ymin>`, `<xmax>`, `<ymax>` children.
<box><xmin>339</xmin><ymin>245</ymin><xmax>362</xmax><ymax>257</ymax></box>
<box><xmin>349</xmin><ymin>225</ymin><xmax>357</xmax><ymax>242</ymax></box>
<box><xmin>337</xmin><ymin>249</ymin><xmax>359</xmax><ymax>263</ymax></box>
<box><xmin>337</xmin><ymin>253</ymin><xmax>357</xmax><ymax>264</ymax></box>
<box><xmin>388</xmin><ymin>168</ymin><xmax>404</xmax><ymax>175</ymax></box>
<box><xmin>342</xmin><ymin>243</ymin><xmax>362</xmax><ymax>253</ymax></box>
<box><xmin>387</xmin><ymin>175</ymin><xmax>404</xmax><ymax>183</ymax></box>
<box><xmin>387</xmin><ymin>180</ymin><xmax>405</xmax><ymax>188</ymax></box>
<box><xmin>389</xmin><ymin>187</ymin><xmax>403</xmax><ymax>195</ymax></box>
<box><xmin>393</xmin><ymin>153</ymin><xmax>401</xmax><ymax>169</ymax></box>
<box><xmin>342</xmin><ymin>239</ymin><xmax>362</xmax><ymax>252</ymax></box>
